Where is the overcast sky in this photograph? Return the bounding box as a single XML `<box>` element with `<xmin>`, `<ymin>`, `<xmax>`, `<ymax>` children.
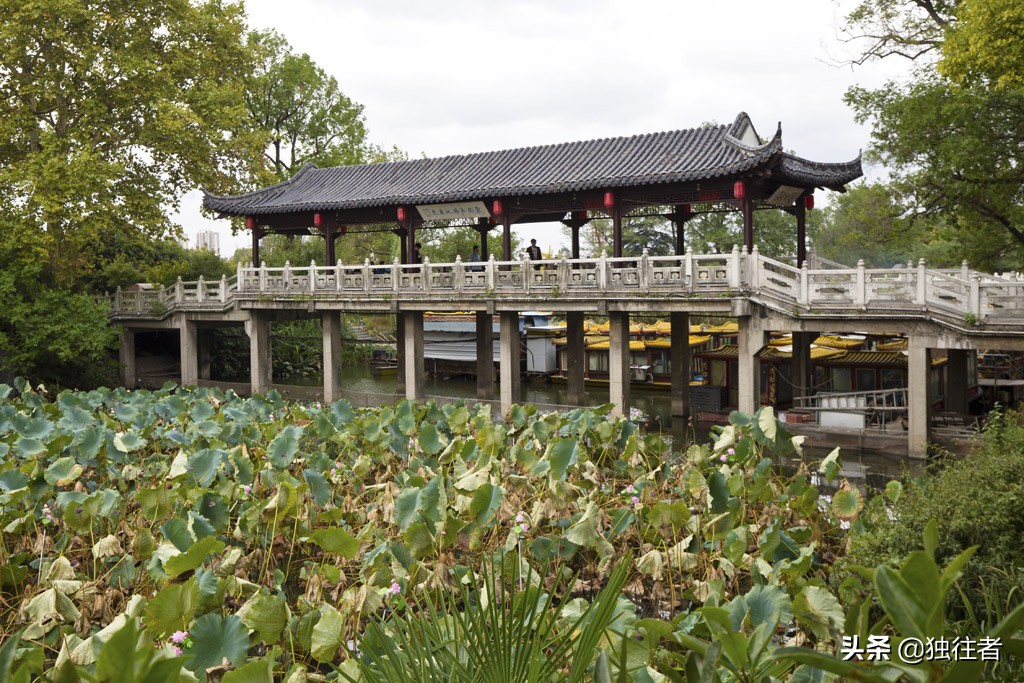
<box><xmin>180</xmin><ymin>0</ymin><xmax>910</xmax><ymax>256</ymax></box>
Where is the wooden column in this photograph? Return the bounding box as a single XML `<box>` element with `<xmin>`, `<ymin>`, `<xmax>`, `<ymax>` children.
<box><xmin>742</xmin><ymin>196</ymin><xmax>754</xmax><ymax>251</ymax></box>
<box><xmin>795</xmin><ymin>201</ymin><xmax>807</xmax><ymax>268</ymax></box>
<box><xmin>499</xmin><ymin>312</ymin><xmax>521</xmax><ymax>414</ymax></box>
<box><xmin>476</xmin><ymin>311</ymin><xmax>495</xmax><ymax>399</ymax></box>
<box><xmin>670</xmin><ymin>312</ymin><xmax>690</xmax><ymax>421</ymax></box>
<box><xmin>672</xmin><ymin>204</ymin><xmax>691</xmax><ymax>255</ymax></box>
<box><xmin>248</xmin><ymin>311</ymin><xmax>272</xmax><ymax>395</ymax></box>
<box><xmin>477</xmin><ymin>217</ymin><xmax>490</xmax><ymax>257</ymax></box>
<box><xmin>611</xmin><ymin>204</ymin><xmax>623</xmax><ymax>258</ymax></box>
<box><xmin>403</xmin><ymin>311</ymin><xmax>424</xmax><ymax>401</ymax></box>
<box><xmin>608</xmin><ymin>312</ymin><xmax>630</xmax><ymax>418</ymax></box>
<box><xmin>324</xmin><ymin>222</ymin><xmax>336</xmax><ymax>266</ymax></box>
<box><xmin>322</xmin><ymin>311</ymin><xmax>343</xmax><ymax>403</ymax></box>
<box><xmin>737</xmin><ymin>313</ymin><xmax>765</xmax><ymax>414</ymax></box>
<box><xmin>791</xmin><ymin>331</ymin><xmax>814</xmax><ymax>402</ymax></box>
<box><xmin>251</xmin><ymin>227</ymin><xmax>262</xmax><ymax>267</ymax></box>
<box><xmin>571</xmin><ymin>225</ymin><xmax>581</xmax><ymax>259</ymax></box>
<box><xmin>566</xmin><ymin>312</ymin><xmax>585</xmax><ymax>405</ymax></box>
<box><xmin>907</xmin><ymin>339</ymin><xmax>931</xmax><ymax>459</ymax></box>
<box><xmin>502</xmin><ymin>212</ymin><xmax>513</xmax><ymax>260</ymax></box>
<box><xmin>120</xmin><ymin>327</ymin><xmax>136</xmax><ymax>389</ymax></box>
<box><xmin>179</xmin><ymin>316</ymin><xmax>199</xmax><ymax>387</ymax></box>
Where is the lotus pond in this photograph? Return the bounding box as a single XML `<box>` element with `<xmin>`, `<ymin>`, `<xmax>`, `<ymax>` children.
<box><xmin>0</xmin><ymin>381</ymin><xmax>1020</xmax><ymax>682</ymax></box>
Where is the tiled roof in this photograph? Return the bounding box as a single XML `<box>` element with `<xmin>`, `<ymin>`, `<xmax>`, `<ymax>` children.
<box><xmin>204</xmin><ymin>113</ymin><xmax>860</xmax><ymax>216</ymax></box>
<box><xmin>775</xmin><ymin>153</ymin><xmax>862</xmax><ymax>191</ymax></box>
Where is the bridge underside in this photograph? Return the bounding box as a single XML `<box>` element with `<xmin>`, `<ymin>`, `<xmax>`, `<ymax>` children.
<box><xmin>111</xmin><ymin>252</ymin><xmax>1024</xmax><ymax>459</ymax></box>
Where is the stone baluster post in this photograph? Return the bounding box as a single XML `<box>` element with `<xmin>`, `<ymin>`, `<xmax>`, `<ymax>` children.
<box><xmin>454</xmin><ymin>255</ymin><xmax>464</xmax><ymax>291</ymax></box>
<box><xmin>486</xmin><ymin>254</ymin><xmax>496</xmax><ymax>290</ymax></box>
<box><xmin>423</xmin><ymin>257</ymin><xmax>432</xmax><ymax>292</ymax></box>
<box><xmin>259</xmin><ymin>262</ymin><xmax>268</xmax><ymax>291</ymax></box>
<box><xmin>309</xmin><ymin>260</ymin><xmax>317</xmax><ymax>293</ymax></box>
<box><xmin>799</xmin><ymin>262</ymin><xmax>809</xmax><ymax>305</ymax></box>
<box><xmin>392</xmin><ymin>258</ymin><xmax>400</xmax><ymax>292</ymax></box>
<box><xmin>684</xmin><ymin>248</ymin><xmax>694</xmax><ymax>289</ymax></box>
<box><xmin>729</xmin><ymin>245</ymin><xmax>742</xmax><ymax>289</ymax></box>
<box><xmin>855</xmin><ymin>259</ymin><xmax>866</xmax><ymax>305</ymax></box>
<box><xmin>749</xmin><ymin>245</ymin><xmax>760</xmax><ymax>290</ymax></box>
<box><xmin>220</xmin><ymin>275</ymin><xmax>227</xmax><ymax>303</ymax></box>
<box><xmin>640</xmin><ymin>248</ymin><xmax>650</xmax><ymax>289</ymax></box>
<box><xmin>283</xmin><ymin>261</ymin><xmax>292</xmax><ymax>292</ymax></box>
<box><xmin>916</xmin><ymin>258</ymin><xmax>927</xmax><ymax>305</ymax></box>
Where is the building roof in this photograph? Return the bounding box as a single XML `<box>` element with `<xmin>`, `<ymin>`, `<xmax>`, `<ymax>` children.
<box><xmin>204</xmin><ymin>112</ymin><xmax>862</xmax><ymax>217</ymax></box>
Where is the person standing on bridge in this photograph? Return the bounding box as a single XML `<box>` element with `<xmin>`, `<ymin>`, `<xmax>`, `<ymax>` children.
<box><xmin>527</xmin><ymin>239</ymin><xmax>542</xmax><ymax>269</ymax></box>
<box><xmin>469</xmin><ymin>245</ymin><xmax>483</xmax><ymax>271</ymax></box>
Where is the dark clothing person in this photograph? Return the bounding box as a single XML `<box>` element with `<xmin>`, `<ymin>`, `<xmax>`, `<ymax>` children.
<box><xmin>527</xmin><ymin>241</ymin><xmax>542</xmax><ymax>269</ymax></box>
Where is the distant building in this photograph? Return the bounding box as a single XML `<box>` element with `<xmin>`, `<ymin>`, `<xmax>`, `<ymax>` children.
<box><xmin>195</xmin><ymin>230</ymin><xmax>220</xmax><ymax>254</ymax></box>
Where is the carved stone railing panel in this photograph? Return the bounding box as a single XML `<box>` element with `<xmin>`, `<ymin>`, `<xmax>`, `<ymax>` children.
<box><xmin>104</xmin><ymin>252</ymin><xmax>1024</xmax><ymax>330</ymax></box>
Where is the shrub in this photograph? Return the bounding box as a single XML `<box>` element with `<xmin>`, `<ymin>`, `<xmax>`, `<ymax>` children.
<box><xmin>842</xmin><ymin>409</ymin><xmax>1024</xmax><ymax>614</ymax></box>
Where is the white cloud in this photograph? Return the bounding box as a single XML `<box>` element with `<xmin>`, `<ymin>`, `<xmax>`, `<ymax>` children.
<box><xmin>180</xmin><ymin>0</ymin><xmax>911</xmax><ymax>255</ymax></box>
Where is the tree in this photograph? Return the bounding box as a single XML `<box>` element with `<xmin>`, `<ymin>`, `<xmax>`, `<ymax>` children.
<box><xmin>940</xmin><ymin>0</ymin><xmax>1024</xmax><ymax>89</ymax></box>
<box><xmin>841</xmin><ymin>0</ymin><xmax>1024</xmax><ymax>270</ymax></box>
<box><xmin>246</xmin><ymin>30</ymin><xmax>385</xmax><ymax>178</ymax></box>
<box><xmin>0</xmin><ymin>0</ymin><xmax>266</xmax><ymax>384</ymax></box>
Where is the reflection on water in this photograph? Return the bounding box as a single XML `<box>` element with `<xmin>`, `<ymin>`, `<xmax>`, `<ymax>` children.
<box><xmin>314</xmin><ymin>365</ymin><xmax>925</xmax><ymax>485</ymax></box>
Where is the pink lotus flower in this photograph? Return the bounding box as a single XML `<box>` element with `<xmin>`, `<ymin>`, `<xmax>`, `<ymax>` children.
<box><xmin>388</xmin><ymin>581</ymin><xmax>401</xmax><ymax>595</ymax></box>
<box><xmin>169</xmin><ymin>630</ymin><xmax>189</xmax><ymax>645</ymax></box>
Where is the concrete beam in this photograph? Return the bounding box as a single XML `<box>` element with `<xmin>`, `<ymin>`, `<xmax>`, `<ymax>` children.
<box><xmin>476</xmin><ymin>311</ymin><xmax>495</xmax><ymax>399</ymax></box>
<box><xmin>322</xmin><ymin>311</ymin><xmax>343</xmax><ymax>403</ymax></box>
<box><xmin>403</xmin><ymin>311</ymin><xmax>425</xmax><ymax>401</ymax></box>
<box><xmin>499</xmin><ymin>311</ymin><xmax>521</xmax><ymax>415</ymax></box>
<box><xmin>670</xmin><ymin>312</ymin><xmax>690</xmax><ymax>420</ymax></box>
<box><xmin>907</xmin><ymin>339</ymin><xmax>930</xmax><ymax>459</ymax></box>
<box><xmin>737</xmin><ymin>313</ymin><xmax>766</xmax><ymax>414</ymax></box>
<box><xmin>248</xmin><ymin>311</ymin><xmax>272</xmax><ymax>395</ymax></box>
<box><xmin>566</xmin><ymin>312</ymin><xmax>586</xmax><ymax>406</ymax></box>
<box><xmin>120</xmin><ymin>327</ymin><xmax>136</xmax><ymax>389</ymax></box>
<box><xmin>608</xmin><ymin>312</ymin><xmax>630</xmax><ymax>418</ymax></box>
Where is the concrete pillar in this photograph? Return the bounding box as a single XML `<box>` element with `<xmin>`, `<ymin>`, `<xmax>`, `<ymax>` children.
<box><xmin>608</xmin><ymin>312</ymin><xmax>630</xmax><ymax>418</ymax></box>
<box><xmin>180</xmin><ymin>317</ymin><xmax>199</xmax><ymax>387</ymax></box>
<box><xmin>403</xmin><ymin>311</ymin><xmax>424</xmax><ymax>401</ymax></box>
<box><xmin>248</xmin><ymin>311</ymin><xmax>272</xmax><ymax>395</ymax></box>
<box><xmin>322</xmin><ymin>311</ymin><xmax>343</xmax><ymax>403</ymax></box>
<box><xmin>566</xmin><ymin>312</ymin><xmax>586</xmax><ymax>406</ymax></box>
<box><xmin>670</xmin><ymin>312</ymin><xmax>690</xmax><ymax>420</ymax></box>
<box><xmin>475</xmin><ymin>311</ymin><xmax>495</xmax><ymax>399</ymax></box>
<box><xmin>791</xmin><ymin>331</ymin><xmax>814</xmax><ymax>403</ymax></box>
<box><xmin>737</xmin><ymin>314</ymin><xmax>765</xmax><ymax>414</ymax></box>
<box><xmin>499</xmin><ymin>312</ymin><xmax>521</xmax><ymax>414</ymax></box>
<box><xmin>946</xmin><ymin>349</ymin><xmax>970</xmax><ymax>416</ymax></box>
<box><xmin>907</xmin><ymin>340</ymin><xmax>930</xmax><ymax>459</ymax></box>
<box><xmin>197</xmin><ymin>329</ymin><xmax>212</xmax><ymax>381</ymax></box>
<box><xmin>120</xmin><ymin>327</ymin><xmax>136</xmax><ymax>389</ymax></box>
<box><xmin>395</xmin><ymin>314</ymin><xmax>405</xmax><ymax>395</ymax></box>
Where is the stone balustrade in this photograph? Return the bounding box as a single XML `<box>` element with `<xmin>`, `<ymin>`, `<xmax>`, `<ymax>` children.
<box><xmin>108</xmin><ymin>247</ymin><xmax>1024</xmax><ymax>327</ymax></box>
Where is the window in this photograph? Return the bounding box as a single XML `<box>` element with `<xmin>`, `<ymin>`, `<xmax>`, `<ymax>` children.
<box><xmin>831</xmin><ymin>367</ymin><xmax>852</xmax><ymax>392</ymax></box>
<box><xmin>652</xmin><ymin>350</ymin><xmax>669</xmax><ymax>375</ymax></box>
<box><xmin>588</xmin><ymin>350</ymin><xmax>608</xmax><ymax>372</ymax></box>
<box><xmin>856</xmin><ymin>368</ymin><xmax>876</xmax><ymax>392</ymax></box>
<box><xmin>881</xmin><ymin>369</ymin><xmax>903</xmax><ymax>389</ymax></box>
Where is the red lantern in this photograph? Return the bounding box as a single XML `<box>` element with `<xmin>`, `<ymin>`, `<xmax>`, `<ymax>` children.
<box><xmin>603</xmin><ymin>191</ymin><xmax>615</xmax><ymax>209</ymax></box>
<box><xmin>492</xmin><ymin>199</ymin><xmax>503</xmax><ymax>216</ymax></box>
<box><xmin>313</xmin><ymin>212</ymin><xmax>323</xmax><ymax>227</ymax></box>
<box><xmin>397</xmin><ymin>207</ymin><xmax>407</xmax><ymax>222</ymax></box>
<box><xmin>338</xmin><ymin>225</ymin><xmax>348</xmax><ymax>235</ymax></box>
<box><xmin>681</xmin><ymin>203</ymin><xmax>692</xmax><ymax>218</ymax></box>
<box><xmin>804</xmin><ymin>194</ymin><xmax>815</xmax><ymax>210</ymax></box>
<box><xmin>245</xmin><ymin>216</ymin><xmax>255</xmax><ymax>230</ymax></box>
<box><xmin>573</xmin><ymin>210</ymin><xmax>588</xmax><ymax>222</ymax></box>
<box><xmin>733</xmin><ymin>181</ymin><xmax>746</xmax><ymax>199</ymax></box>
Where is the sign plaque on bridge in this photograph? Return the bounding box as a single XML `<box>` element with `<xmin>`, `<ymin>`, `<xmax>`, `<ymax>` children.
<box><xmin>416</xmin><ymin>201</ymin><xmax>490</xmax><ymax>220</ymax></box>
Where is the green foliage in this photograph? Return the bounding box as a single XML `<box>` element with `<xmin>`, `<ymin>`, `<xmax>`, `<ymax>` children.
<box><xmin>246</xmin><ymin>29</ymin><xmax>386</xmax><ymax>178</ymax></box>
<box><xmin>1</xmin><ymin>384</ymin><xmax>1020</xmax><ymax>680</ymax></box>
<box><xmin>843</xmin><ymin>410</ymin><xmax>1024</xmax><ymax>615</ymax></box>
<box><xmin>840</xmin><ymin>0</ymin><xmax>1024</xmax><ymax>270</ymax></box>
<box><xmin>941</xmin><ymin>0</ymin><xmax>1024</xmax><ymax>90</ymax></box>
<box><xmin>344</xmin><ymin>557</ymin><xmax>632</xmax><ymax>683</ymax></box>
